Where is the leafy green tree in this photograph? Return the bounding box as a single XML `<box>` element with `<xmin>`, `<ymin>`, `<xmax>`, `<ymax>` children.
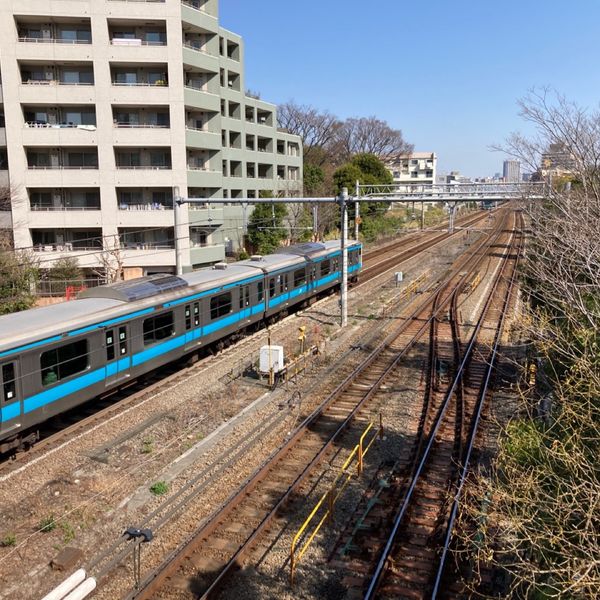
<box><xmin>0</xmin><ymin>250</ymin><xmax>39</xmax><ymax>314</ymax></box>
<box><xmin>303</xmin><ymin>163</ymin><xmax>325</xmax><ymax>196</ymax></box>
<box><xmin>351</xmin><ymin>153</ymin><xmax>394</xmax><ymax>184</ymax></box>
<box><xmin>247</xmin><ymin>192</ymin><xmax>288</xmax><ymax>254</ymax></box>
<box><xmin>332</xmin><ymin>163</ymin><xmax>363</xmax><ymax>194</ymax></box>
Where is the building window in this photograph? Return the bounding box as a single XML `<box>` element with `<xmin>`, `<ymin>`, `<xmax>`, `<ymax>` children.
<box><xmin>143</xmin><ymin>312</ymin><xmax>174</xmax><ymax>345</ymax></box>
<box><xmin>41</xmin><ymin>339</ymin><xmax>89</xmax><ymax>386</ymax></box>
<box><xmin>411</xmin><ymin>172</ymin><xmax>418</xmax><ymax>178</ymax></box>
<box><xmin>211</xmin><ymin>292</ymin><xmax>232</xmax><ymax>319</ymax></box>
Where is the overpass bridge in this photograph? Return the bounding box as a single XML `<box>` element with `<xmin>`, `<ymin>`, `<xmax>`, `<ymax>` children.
<box><xmin>357</xmin><ymin>181</ymin><xmax>547</xmax><ymax>202</ymax></box>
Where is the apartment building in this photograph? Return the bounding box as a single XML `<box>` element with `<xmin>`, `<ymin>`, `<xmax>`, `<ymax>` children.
<box><xmin>386</xmin><ymin>152</ymin><xmax>437</xmax><ymax>187</ymax></box>
<box><xmin>0</xmin><ymin>0</ymin><xmax>303</xmax><ymax>278</ymax></box>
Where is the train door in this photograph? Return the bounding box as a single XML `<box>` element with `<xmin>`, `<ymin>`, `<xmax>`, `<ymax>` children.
<box><xmin>309</xmin><ymin>262</ymin><xmax>317</xmax><ymax>294</ymax></box>
<box><xmin>239</xmin><ymin>285</ymin><xmax>251</xmax><ymax>323</ymax></box>
<box><xmin>184</xmin><ymin>302</ymin><xmax>201</xmax><ymax>349</ymax></box>
<box><xmin>104</xmin><ymin>325</ymin><xmax>131</xmax><ymax>386</ymax></box>
<box><xmin>0</xmin><ymin>361</ymin><xmax>20</xmax><ymax>434</ymax></box>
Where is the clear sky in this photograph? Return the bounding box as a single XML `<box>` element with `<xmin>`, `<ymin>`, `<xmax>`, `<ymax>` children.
<box><xmin>219</xmin><ymin>0</ymin><xmax>600</xmax><ymax>177</ymax></box>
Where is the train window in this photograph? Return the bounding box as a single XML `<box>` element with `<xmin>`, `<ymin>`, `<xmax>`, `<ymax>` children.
<box><xmin>245</xmin><ymin>287</ymin><xmax>250</xmax><ymax>306</ymax></box>
<box><xmin>143</xmin><ymin>312</ymin><xmax>174</xmax><ymax>346</ymax></box>
<box><xmin>1</xmin><ymin>363</ymin><xmax>16</xmax><ymax>401</ymax></box>
<box><xmin>41</xmin><ymin>339</ymin><xmax>88</xmax><ymax>386</ymax></box>
<box><xmin>106</xmin><ymin>330</ymin><xmax>115</xmax><ymax>361</ymax></box>
<box><xmin>258</xmin><ymin>281</ymin><xmax>264</xmax><ymax>302</ymax></box>
<box><xmin>321</xmin><ymin>260</ymin><xmax>330</xmax><ymax>276</ymax></box>
<box><xmin>239</xmin><ymin>287</ymin><xmax>244</xmax><ymax>310</ymax></box>
<box><xmin>269</xmin><ymin>278</ymin><xmax>276</xmax><ymax>298</ymax></box>
<box><xmin>284</xmin><ymin>274</ymin><xmax>289</xmax><ymax>292</ymax></box>
<box><xmin>293</xmin><ymin>268</ymin><xmax>306</xmax><ymax>288</ymax></box>
<box><xmin>210</xmin><ymin>292</ymin><xmax>232</xmax><ymax>320</ymax></box>
<box><xmin>119</xmin><ymin>326</ymin><xmax>128</xmax><ymax>355</ymax></box>
<box><xmin>193</xmin><ymin>303</ymin><xmax>200</xmax><ymax>326</ymax></box>
<box><xmin>185</xmin><ymin>305</ymin><xmax>192</xmax><ymax>330</ymax></box>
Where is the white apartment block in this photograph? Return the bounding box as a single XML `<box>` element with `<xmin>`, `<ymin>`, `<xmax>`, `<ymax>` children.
<box><xmin>386</xmin><ymin>152</ymin><xmax>437</xmax><ymax>187</ymax></box>
<box><xmin>0</xmin><ymin>0</ymin><xmax>303</xmax><ymax>278</ymax></box>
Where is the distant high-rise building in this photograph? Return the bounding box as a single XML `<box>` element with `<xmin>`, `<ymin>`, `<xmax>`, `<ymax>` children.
<box><xmin>503</xmin><ymin>160</ymin><xmax>521</xmax><ymax>183</ymax></box>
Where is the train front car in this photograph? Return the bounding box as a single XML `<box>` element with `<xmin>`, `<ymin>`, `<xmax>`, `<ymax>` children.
<box><xmin>0</xmin><ymin>240</ymin><xmax>360</xmax><ymax>454</ymax></box>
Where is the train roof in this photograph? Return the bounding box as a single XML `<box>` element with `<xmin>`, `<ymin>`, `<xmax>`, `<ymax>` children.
<box><xmin>0</xmin><ymin>297</ymin><xmax>124</xmax><ymax>355</ymax></box>
<box><xmin>0</xmin><ymin>239</ymin><xmax>360</xmax><ymax>356</ymax></box>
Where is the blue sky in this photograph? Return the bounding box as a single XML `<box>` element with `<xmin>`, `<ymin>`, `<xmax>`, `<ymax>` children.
<box><xmin>220</xmin><ymin>0</ymin><xmax>600</xmax><ymax>177</ymax></box>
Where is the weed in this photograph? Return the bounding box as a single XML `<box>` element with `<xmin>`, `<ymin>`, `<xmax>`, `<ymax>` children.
<box><xmin>39</xmin><ymin>515</ymin><xmax>57</xmax><ymax>533</ymax></box>
<box><xmin>149</xmin><ymin>481</ymin><xmax>169</xmax><ymax>496</ymax></box>
<box><xmin>0</xmin><ymin>534</ymin><xmax>16</xmax><ymax>547</ymax></box>
<box><xmin>60</xmin><ymin>522</ymin><xmax>75</xmax><ymax>544</ymax></box>
<box><xmin>141</xmin><ymin>439</ymin><xmax>153</xmax><ymax>454</ymax></box>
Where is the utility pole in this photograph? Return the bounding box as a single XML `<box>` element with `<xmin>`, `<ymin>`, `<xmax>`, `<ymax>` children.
<box><xmin>340</xmin><ymin>187</ymin><xmax>349</xmax><ymax>328</ymax></box>
<box><xmin>355</xmin><ymin>180</ymin><xmax>360</xmax><ymax>241</ymax></box>
<box><xmin>173</xmin><ymin>186</ymin><xmax>183</xmax><ymax>276</ymax></box>
<box><xmin>312</xmin><ymin>204</ymin><xmax>318</xmax><ymax>241</ymax></box>
<box><xmin>421</xmin><ymin>201</ymin><xmax>425</xmax><ymax>230</ymax></box>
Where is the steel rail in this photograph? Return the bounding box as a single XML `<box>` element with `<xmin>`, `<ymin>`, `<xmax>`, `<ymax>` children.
<box><xmin>364</xmin><ymin>213</ymin><xmax>518</xmax><ymax>600</ymax></box>
<box><xmin>430</xmin><ymin>211</ymin><xmax>524</xmax><ymax>598</ymax></box>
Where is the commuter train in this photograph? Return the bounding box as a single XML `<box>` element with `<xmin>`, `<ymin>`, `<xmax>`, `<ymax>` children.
<box><xmin>0</xmin><ymin>240</ymin><xmax>362</xmax><ymax>453</ymax></box>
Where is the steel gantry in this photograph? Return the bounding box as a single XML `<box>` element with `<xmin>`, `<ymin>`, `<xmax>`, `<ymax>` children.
<box><xmin>172</xmin><ymin>182</ymin><xmax>545</xmax><ymax>327</ymax></box>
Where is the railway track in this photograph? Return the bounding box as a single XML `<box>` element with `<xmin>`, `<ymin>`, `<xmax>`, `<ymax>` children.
<box><xmin>119</xmin><ymin>210</ymin><xmax>511</xmax><ymax>599</ymax></box>
<box><xmin>333</xmin><ymin>210</ymin><xmax>523</xmax><ymax>600</ymax></box>
<box><xmin>0</xmin><ymin>210</ymin><xmax>490</xmax><ymax>475</ymax></box>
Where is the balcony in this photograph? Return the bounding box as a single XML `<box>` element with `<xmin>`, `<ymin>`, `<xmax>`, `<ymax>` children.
<box><xmin>119</xmin><ymin>227</ymin><xmax>174</xmax><ymax>251</ymax></box>
<box><xmin>29</xmin><ymin>189</ymin><xmax>101</xmax><ymax>212</ymax></box>
<box><xmin>181</xmin><ymin>1</ymin><xmax>218</xmax><ymax>32</ymax></box>
<box><xmin>31</xmin><ymin>228</ymin><xmax>103</xmax><ymax>253</ymax></box>
<box><xmin>190</xmin><ymin>244</ymin><xmax>225</xmax><ymax>266</ymax></box>
<box><xmin>184</xmin><ymin>86</ymin><xmax>220</xmax><ymax>112</ymax></box>
<box><xmin>187</xmin><ymin>169</ymin><xmax>223</xmax><ymax>188</ymax></box>
<box><xmin>183</xmin><ymin>46</ymin><xmax>219</xmax><ymax>73</ymax></box>
<box><xmin>27</xmin><ymin>148</ymin><xmax>98</xmax><ymax>170</ymax></box>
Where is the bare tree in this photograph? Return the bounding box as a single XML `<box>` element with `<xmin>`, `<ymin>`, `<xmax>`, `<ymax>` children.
<box><xmin>277</xmin><ymin>101</ymin><xmax>342</xmax><ymax>165</ymax></box>
<box><xmin>94</xmin><ymin>238</ymin><xmax>124</xmax><ymax>283</ymax></box>
<box><xmin>461</xmin><ymin>90</ymin><xmax>600</xmax><ymax>599</ymax></box>
<box><xmin>336</xmin><ymin>116</ymin><xmax>413</xmax><ymax>161</ymax></box>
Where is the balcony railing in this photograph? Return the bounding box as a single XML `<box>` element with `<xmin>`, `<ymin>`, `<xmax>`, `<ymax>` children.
<box><xmin>115</xmin><ymin>165</ymin><xmax>171</xmax><ymax>170</ymax></box>
<box><xmin>30</xmin><ymin>205</ymin><xmax>100</xmax><ymax>211</ymax></box>
<box><xmin>33</xmin><ymin>243</ymin><xmax>99</xmax><ymax>252</ymax></box>
<box><xmin>18</xmin><ymin>37</ymin><xmax>92</xmax><ymax>44</ymax></box>
<box><xmin>28</xmin><ymin>165</ymin><xmax>98</xmax><ymax>170</ymax></box>
<box><xmin>118</xmin><ymin>203</ymin><xmax>173</xmax><ymax>211</ymax></box>
<box><xmin>183</xmin><ymin>41</ymin><xmax>213</xmax><ymax>55</ymax></box>
<box><xmin>114</xmin><ymin>122</ymin><xmax>169</xmax><ymax>128</ymax></box>
<box><xmin>22</xmin><ymin>80</ymin><xmax>94</xmax><ymax>86</ymax></box>
<box><xmin>181</xmin><ymin>0</ymin><xmax>210</xmax><ymax>13</ymax></box>
<box><xmin>112</xmin><ymin>81</ymin><xmax>168</xmax><ymax>87</ymax></box>
<box><xmin>26</xmin><ymin>122</ymin><xmax>97</xmax><ymax>130</ymax></box>
<box><xmin>121</xmin><ymin>242</ymin><xmax>174</xmax><ymax>250</ymax></box>
<box><xmin>110</xmin><ymin>39</ymin><xmax>166</xmax><ymax>47</ymax></box>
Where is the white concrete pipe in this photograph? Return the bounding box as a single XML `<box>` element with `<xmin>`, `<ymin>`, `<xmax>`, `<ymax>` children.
<box><xmin>40</xmin><ymin>569</ymin><xmax>86</xmax><ymax>600</ymax></box>
<box><xmin>61</xmin><ymin>578</ymin><xmax>97</xmax><ymax>600</ymax></box>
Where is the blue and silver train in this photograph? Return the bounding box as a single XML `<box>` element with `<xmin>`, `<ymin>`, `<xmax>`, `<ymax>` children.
<box><xmin>0</xmin><ymin>240</ymin><xmax>362</xmax><ymax>453</ymax></box>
